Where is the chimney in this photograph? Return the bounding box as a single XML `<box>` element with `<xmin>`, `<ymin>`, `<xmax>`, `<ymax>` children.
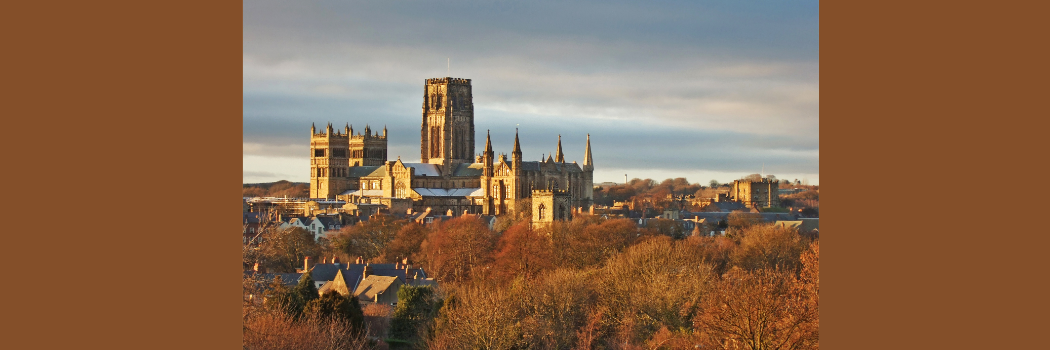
<box><xmin>363</xmin><ymin>263</ymin><xmax>373</xmax><ymax>279</ymax></box>
<box><xmin>332</xmin><ymin>256</ymin><xmax>339</xmax><ymax>264</ymax></box>
<box><xmin>356</xmin><ymin>256</ymin><xmax>363</xmax><ymax>264</ymax></box>
<box><xmin>407</xmin><ymin>208</ymin><xmax>413</xmax><ymax>215</ymax></box>
<box><xmin>304</xmin><ymin>256</ymin><xmax>313</xmax><ymax>272</ymax></box>
<box><xmin>447</xmin><ymin>208</ymin><xmax>454</xmax><ymax>217</ymax></box>
<box><xmin>322</xmin><ymin>257</ymin><xmax>328</xmax><ymax>264</ymax></box>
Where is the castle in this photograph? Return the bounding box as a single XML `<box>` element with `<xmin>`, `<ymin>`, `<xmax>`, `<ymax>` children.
<box><xmin>309</xmin><ymin>77</ymin><xmax>594</xmax><ymax>218</ymax></box>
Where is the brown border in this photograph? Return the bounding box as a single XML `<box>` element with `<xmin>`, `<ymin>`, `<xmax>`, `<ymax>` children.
<box><xmin>821</xmin><ymin>2</ymin><xmax>1047</xmax><ymax>349</ymax></box>
<box><xmin>9</xmin><ymin>1</ymin><xmax>1039</xmax><ymax>349</ymax></box>
<box><xmin>5</xmin><ymin>2</ymin><xmax>241</xmax><ymax>349</ymax></box>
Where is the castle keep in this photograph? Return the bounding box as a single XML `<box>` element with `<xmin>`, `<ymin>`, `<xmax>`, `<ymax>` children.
<box><xmin>310</xmin><ymin>77</ymin><xmax>594</xmax><ymax>217</ymax></box>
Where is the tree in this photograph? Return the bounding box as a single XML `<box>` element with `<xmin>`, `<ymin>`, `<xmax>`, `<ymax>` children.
<box><xmin>389</xmin><ymin>285</ymin><xmax>441</xmax><ymax>344</ymax></box>
<box><xmin>491</xmin><ymin>221</ymin><xmax>552</xmax><ymax>283</ymax></box>
<box><xmin>379</xmin><ymin>222</ymin><xmax>429</xmax><ymax>263</ymax></box>
<box><xmin>727</xmin><ymin>212</ymin><xmax>764</xmax><ymax>231</ymax></box>
<box><xmin>259</xmin><ymin>227</ymin><xmax>322</xmax><ymax>273</ymax></box>
<box><xmin>330</xmin><ymin>213</ymin><xmax>404</xmax><ymax>262</ymax></box>
<box><xmin>710</xmin><ymin>179</ymin><xmax>720</xmax><ymax>187</ymax></box>
<box><xmin>731</xmin><ymin>224</ymin><xmax>807</xmax><ymax>272</ymax></box>
<box><xmin>305</xmin><ymin>291</ymin><xmax>365</xmax><ymax>333</ymax></box>
<box><xmin>419</xmin><ymin>216</ymin><xmax>496</xmax><ymax>284</ymax></box>
<box><xmin>264</xmin><ymin>275</ymin><xmax>303</xmax><ymax>317</ymax></box>
<box><xmin>695</xmin><ymin>267</ymin><xmax>818</xmax><ymax>350</ymax></box>
<box><xmin>294</xmin><ymin>269</ymin><xmax>320</xmax><ymax>305</ymax></box>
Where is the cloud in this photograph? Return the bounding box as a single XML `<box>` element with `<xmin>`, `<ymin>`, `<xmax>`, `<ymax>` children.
<box><xmin>243</xmin><ymin>0</ymin><xmax>819</xmax><ymax>184</ymax></box>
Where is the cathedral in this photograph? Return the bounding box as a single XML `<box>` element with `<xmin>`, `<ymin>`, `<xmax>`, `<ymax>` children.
<box><xmin>309</xmin><ymin>77</ymin><xmax>594</xmax><ymax>218</ymax></box>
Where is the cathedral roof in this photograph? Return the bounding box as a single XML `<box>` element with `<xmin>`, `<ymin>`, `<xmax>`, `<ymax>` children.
<box><xmin>348</xmin><ymin>166</ymin><xmax>385</xmax><ymax>177</ymax></box>
<box><xmin>402</xmin><ymin>163</ymin><xmax>441</xmax><ymax>176</ymax></box>
<box><xmin>519</xmin><ymin>161</ymin><xmax>583</xmax><ymax>173</ymax></box>
<box><xmin>413</xmin><ymin>187</ymin><xmax>484</xmax><ymax>197</ymax></box>
<box><xmin>452</xmin><ymin>163</ymin><xmax>485</xmax><ymax>177</ymax></box>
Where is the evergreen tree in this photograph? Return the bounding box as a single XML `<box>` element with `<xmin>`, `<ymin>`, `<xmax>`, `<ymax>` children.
<box><xmin>389</xmin><ymin>286</ymin><xmax>438</xmax><ymax>343</ymax></box>
<box><xmin>264</xmin><ymin>276</ymin><xmax>303</xmax><ymax>317</ymax></box>
<box><xmin>294</xmin><ymin>269</ymin><xmax>319</xmax><ymax>305</ymax></box>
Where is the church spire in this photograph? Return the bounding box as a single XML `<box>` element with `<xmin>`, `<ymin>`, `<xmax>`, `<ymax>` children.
<box><xmin>555</xmin><ymin>134</ymin><xmax>565</xmax><ymax>163</ymax></box>
<box><xmin>513</xmin><ymin>128</ymin><xmax>521</xmax><ymax>155</ymax></box>
<box><xmin>311</xmin><ymin>123</ymin><xmax>316</xmax><ymax>135</ymax></box>
<box><xmin>485</xmin><ymin>130</ymin><xmax>493</xmax><ymax>155</ymax></box>
<box><xmin>583</xmin><ymin>133</ymin><xmax>594</xmax><ymax>172</ymax></box>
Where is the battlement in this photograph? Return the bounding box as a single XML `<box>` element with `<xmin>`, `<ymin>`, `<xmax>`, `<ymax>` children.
<box><xmin>349</xmin><ymin>133</ymin><xmax>387</xmax><ymax>140</ymax></box>
<box><xmin>425</xmin><ymin>77</ymin><xmax>471</xmax><ymax>85</ymax></box>
<box><xmin>312</xmin><ymin>131</ymin><xmax>350</xmax><ymax>140</ymax></box>
<box><xmin>532</xmin><ymin>189</ymin><xmax>570</xmax><ymax>195</ymax></box>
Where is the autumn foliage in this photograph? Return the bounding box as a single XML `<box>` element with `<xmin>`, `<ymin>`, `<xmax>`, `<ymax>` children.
<box><xmin>245</xmin><ymin>210</ymin><xmax>819</xmax><ymax>349</ymax></box>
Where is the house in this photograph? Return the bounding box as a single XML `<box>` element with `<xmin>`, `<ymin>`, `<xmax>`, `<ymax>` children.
<box><xmin>774</xmin><ymin>218</ymin><xmax>819</xmax><ymax>234</ymax></box>
<box><xmin>354</xmin><ymin>274</ymin><xmax>403</xmax><ymax>304</ymax></box>
<box><xmin>301</xmin><ymin>257</ymin><xmax>435</xmax><ymax>304</ymax></box>
<box><xmin>278</xmin><ymin>217</ymin><xmax>309</xmax><ymax>231</ymax></box>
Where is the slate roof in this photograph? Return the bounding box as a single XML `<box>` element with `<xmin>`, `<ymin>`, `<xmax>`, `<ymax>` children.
<box><xmin>516</xmin><ymin>161</ymin><xmax>584</xmax><ymax>173</ymax></box>
<box><xmin>308</xmin><ymin>263</ymin><xmax>430</xmax><ymax>293</ymax></box>
<box><xmin>243</xmin><ymin>271</ymin><xmax>304</xmax><ymax>290</ymax></box>
<box><xmin>348</xmin><ymin>166</ymin><xmax>385</xmax><ymax>177</ymax></box>
<box><xmin>314</xmin><ymin>216</ymin><xmax>341</xmax><ymax>229</ymax></box>
<box><xmin>706</xmin><ymin>201</ymin><xmax>747</xmax><ymax>212</ymax></box>
<box><xmin>759</xmin><ymin>213</ymin><xmax>799</xmax><ymax>222</ymax></box>
<box><xmin>402</xmin><ymin>163</ymin><xmax>441</xmax><ymax>176</ymax></box>
<box><xmin>243</xmin><ymin>212</ymin><xmax>263</xmax><ymax>224</ymax></box>
<box><xmin>519</xmin><ymin>161</ymin><xmax>542</xmax><ymax>171</ymax></box>
<box><xmin>354</xmin><ymin>275</ymin><xmax>401</xmax><ymax>301</ymax></box>
<box><xmin>413</xmin><ymin>187</ymin><xmax>484</xmax><ymax>197</ymax></box>
<box><xmin>317</xmin><ymin>270</ymin><xmax>351</xmax><ymax>296</ymax></box>
<box><xmin>452</xmin><ymin>163</ymin><xmax>485</xmax><ymax>177</ymax></box>
<box><xmin>341</xmin><ymin>189</ymin><xmax>384</xmax><ymax>196</ymax></box>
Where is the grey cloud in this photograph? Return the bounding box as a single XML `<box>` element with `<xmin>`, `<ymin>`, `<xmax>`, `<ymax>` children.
<box><xmin>243</xmin><ymin>1</ymin><xmax>819</xmax><ymax>182</ymax></box>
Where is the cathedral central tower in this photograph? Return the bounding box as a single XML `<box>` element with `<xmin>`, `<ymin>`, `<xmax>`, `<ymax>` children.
<box><xmin>420</xmin><ymin>77</ymin><xmax>474</xmax><ymax>168</ymax></box>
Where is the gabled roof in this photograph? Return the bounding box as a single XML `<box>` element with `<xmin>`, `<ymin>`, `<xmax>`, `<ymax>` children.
<box><xmin>354</xmin><ymin>275</ymin><xmax>402</xmax><ymax>301</ymax></box>
<box><xmin>413</xmin><ymin>187</ymin><xmax>484</xmax><ymax>197</ymax></box>
<box><xmin>452</xmin><ymin>163</ymin><xmax>485</xmax><ymax>177</ymax></box>
<box><xmin>402</xmin><ymin>163</ymin><xmax>441</xmax><ymax>176</ymax></box>
<box><xmin>317</xmin><ymin>269</ymin><xmax>352</xmax><ymax>296</ymax></box>
<box><xmin>341</xmin><ymin>189</ymin><xmax>384</xmax><ymax>197</ymax></box>
<box><xmin>519</xmin><ymin>161</ymin><xmax>542</xmax><ymax>171</ymax></box>
<box><xmin>243</xmin><ymin>271</ymin><xmax>303</xmax><ymax>291</ymax></box>
<box><xmin>243</xmin><ymin>212</ymin><xmax>264</xmax><ymax>224</ymax></box>
<box><xmin>517</xmin><ymin>161</ymin><xmax>583</xmax><ymax>173</ymax></box>
<box><xmin>348</xmin><ymin>166</ymin><xmax>385</xmax><ymax>178</ymax></box>
<box><xmin>314</xmin><ymin>216</ymin><xmax>340</xmax><ymax>228</ymax></box>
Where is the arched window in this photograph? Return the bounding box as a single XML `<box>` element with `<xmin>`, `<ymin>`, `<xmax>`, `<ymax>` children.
<box><xmin>538</xmin><ymin>204</ymin><xmax>546</xmax><ymax>220</ymax></box>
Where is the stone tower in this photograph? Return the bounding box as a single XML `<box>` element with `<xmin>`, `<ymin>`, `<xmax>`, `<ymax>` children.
<box><xmin>420</xmin><ymin>77</ymin><xmax>474</xmax><ymax>172</ymax></box>
<box><xmin>532</xmin><ymin>189</ymin><xmax>572</xmax><ymax>230</ymax></box>
<box><xmin>348</xmin><ymin>124</ymin><xmax>388</xmax><ymax>166</ymax></box>
<box><xmin>310</xmin><ymin>123</ymin><xmax>350</xmax><ymax>199</ymax></box>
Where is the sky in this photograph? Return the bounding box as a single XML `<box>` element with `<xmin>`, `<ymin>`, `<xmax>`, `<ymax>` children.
<box><xmin>243</xmin><ymin>0</ymin><xmax>819</xmax><ymax>185</ymax></box>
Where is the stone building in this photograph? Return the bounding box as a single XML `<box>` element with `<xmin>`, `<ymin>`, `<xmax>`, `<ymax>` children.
<box><xmin>729</xmin><ymin>178</ymin><xmax>780</xmax><ymax>208</ymax></box>
<box><xmin>531</xmin><ymin>189</ymin><xmax>573</xmax><ymax>229</ymax></box>
<box><xmin>309</xmin><ymin>77</ymin><xmax>594</xmax><ymax>216</ymax></box>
